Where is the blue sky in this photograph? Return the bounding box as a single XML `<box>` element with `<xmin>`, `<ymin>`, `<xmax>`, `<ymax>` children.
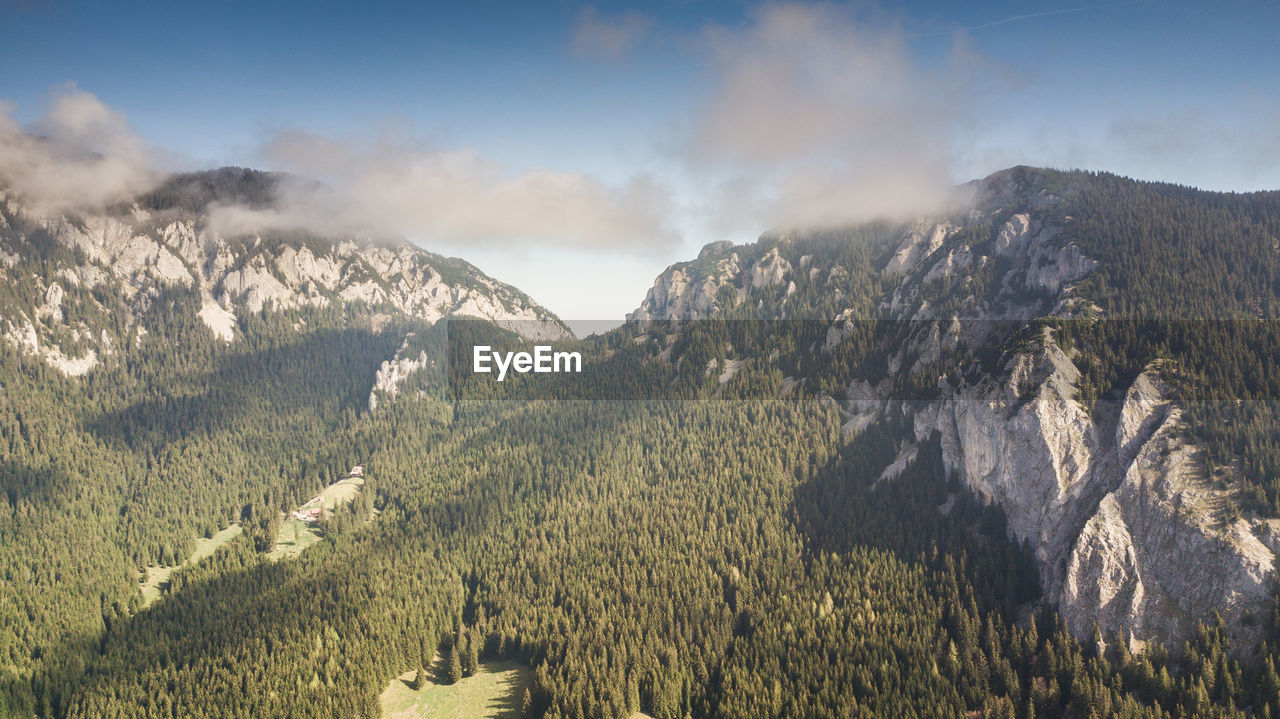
<box><xmin>3</xmin><ymin>1</ymin><xmax>1278</xmax><ymax>324</ymax></box>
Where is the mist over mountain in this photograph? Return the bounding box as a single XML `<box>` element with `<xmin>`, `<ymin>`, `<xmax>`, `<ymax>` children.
<box><xmin>6</xmin><ymin>0</ymin><xmax>1280</xmax><ymax>716</ymax></box>
<box><xmin>0</xmin><ymin>166</ymin><xmax>568</xmax><ymax>375</ymax></box>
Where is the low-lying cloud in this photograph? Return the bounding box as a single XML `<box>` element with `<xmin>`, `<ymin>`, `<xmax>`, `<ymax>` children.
<box><xmin>5</xmin><ymin>7</ymin><xmax>981</xmax><ymax>252</ymax></box>
<box><xmin>0</xmin><ymin>85</ymin><xmax>162</xmax><ymax>214</ymax></box>
<box><xmin>685</xmin><ymin>4</ymin><xmax>972</xmax><ymax>232</ymax></box>
<box><xmin>209</xmin><ymin>129</ymin><xmax>680</xmax><ymax>253</ymax></box>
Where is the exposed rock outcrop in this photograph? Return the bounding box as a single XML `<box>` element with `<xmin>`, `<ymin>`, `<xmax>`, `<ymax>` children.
<box><xmin>627</xmin><ymin>240</ymin><xmax>802</xmax><ymax>321</ymax></box>
<box><xmin>884</xmin><ymin>220</ymin><xmax>955</xmax><ymax>276</ymax></box>
<box><xmin>920</xmin><ymin>351</ymin><xmax>1275</xmax><ymax>648</ymax></box>
<box><xmin>878</xmin><ymin>190</ymin><xmax>1273</xmax><ymax>649</ymax></box>
<box><xmin>749</xmin><ymin>247</ymin><xmax>792</xmax><ymax>288</ymax></box>
<box><xmin>368</xmin><ymin>334</ymin><xmax>433</xmax><ymax>411</ymax></box>
<box><xmin>627</xmin><ymin>243</ymin><xmax>742</xmax><ymax>321</ymax></box>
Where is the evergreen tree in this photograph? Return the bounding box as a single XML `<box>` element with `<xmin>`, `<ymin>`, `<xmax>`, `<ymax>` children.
<box><xmin>413</xmin><ymin>666</ymin><xmax>427</xmax><ymax>691</ymax></box>
<box><xmin>448</xmin><ymin>647</ymin><xmax>463</xmax><ymax>685</ymax></box>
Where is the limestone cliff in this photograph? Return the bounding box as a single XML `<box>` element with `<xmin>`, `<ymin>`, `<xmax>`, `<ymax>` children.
<box><xmin>368</xmin><ymin>333</ymin><xmax>434</xmax><ymax>411</ymax></box>
<box><xmin>627</xmin><ymin>242</ymin><xmax>797</xmax><ymax>322</ymax></box>
<box><xmin>916</xmin><ymin>343</ymin><xmax>1274</xmax><ymax>648</ymax></box>
<box><xmin>873</xmin><ymin>171</ymin><xmax>1273</xmax><ymax>648</ymax></box>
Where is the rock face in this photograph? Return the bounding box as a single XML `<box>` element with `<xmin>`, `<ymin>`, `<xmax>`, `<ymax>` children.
<box><xmin>0</xmin><ymin>175</ymin><xmax>569</xmax><ymax>378</ymax></box>
<box><xmin>881</xmin><ymin>186</ymin><xmax>1272</xmax><ymax>649</ymax></box>
<box><xmin>919</xmin><ymin>346</ymin><xmax>1275</xmax><ymax>648</ymax></box>
<box><xmin>885</xmin><ymin>220</ymin><xmax>954</xmax><ymax>276</ymax></box>
<box><xmin>919</xmin><ymin>336</ymin><xmax>1104</xmax><ymax>587</ymax></box>
<box><xmin>627</xmin><ymin>241</ymin><xmax>799</xmax><ymax>321</ymax></box>
<box><xmin>868</xmin><ymin>172</ymin><xmax>1272</xmax><ymax>648</ymax></box>
<box><xmin>627</xmin><ymin>243</ymin><xmax>743</xmax><ymax>321</ymax></box>
<box><xmin>881</xmin><ymin>182</ymin><xmax>1273</xmax><ymax>649</ymax></box>
<box><xmin>368</xmin><ymin>334</ymin><xmax>433</xmax><ymax>411</ymax></box>
<box><xmin>1062</xmin><ymin>382</ymin><xmax>1274</xmax><ymax>649</ymax></box>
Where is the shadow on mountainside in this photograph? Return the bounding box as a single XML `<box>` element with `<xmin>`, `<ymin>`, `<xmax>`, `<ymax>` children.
<box><xmin>789</xmin><ymin>417</ymin><xmax>1041</xmax><ymax>619</ymax></box>
<box><xmin>85</xmin><ymin>327</ymin><xmax>401</xmax><ymax>452</ymax></box>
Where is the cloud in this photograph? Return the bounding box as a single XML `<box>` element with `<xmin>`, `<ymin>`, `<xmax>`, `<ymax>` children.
<box><xmin>209</xmin><ymin>129</ymin><xmax>680</xmax><ymax>253</ymax></box>
<box><xmin>570</xmin><ymin>7</ymin><xmax>651</xmax><ymax>60</ymax></box>
<box><xmin>683</xmin><ymin>4</ymin><xmax>974</xmax><ymax>232</ymax></box>
<box><xmin>0</xmin><ymin>85</ymin><xmax>162</xmax><ymax>214</ymax></box>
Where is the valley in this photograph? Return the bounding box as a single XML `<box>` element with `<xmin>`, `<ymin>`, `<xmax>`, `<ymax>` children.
<box><xmin>5</xmin><ymin>0</ymin><xmax>1276</xmax><ymax>714</ymax></box>
<box><xmin>4</xmin><ymin>167</ymin><xmax>1280</xmax><ymax>719</ymax></box>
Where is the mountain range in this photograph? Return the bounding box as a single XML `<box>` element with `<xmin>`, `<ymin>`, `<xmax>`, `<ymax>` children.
<box><xmin>5</xmin><ymin>165</ymin><xmax>1280</xmax><ymax>718</ymax></box>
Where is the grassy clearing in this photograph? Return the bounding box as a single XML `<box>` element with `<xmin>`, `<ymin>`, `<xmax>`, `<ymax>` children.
<box><xmin>267</xmin><ymin>516</ymin><xmax>324</xmax><ymax>560</ymax></box>
<box><xmin>379</xmin><ymin>657</ymin><xmax>531</xmax><ymax>719</ymax></box>
<box><xmin>269</xmin><ymin>476</ymin><xmax>365</xmax><ymax>560</ymax></box>
<box><xmin>139</xmin><ymin>524</ymin><xmax>242</xmax><ymax>606</ymax></box>
<box><xmin>316</xmin><ymin>475</ymin><xmax>363</xmax><ymax>507</ymax></box>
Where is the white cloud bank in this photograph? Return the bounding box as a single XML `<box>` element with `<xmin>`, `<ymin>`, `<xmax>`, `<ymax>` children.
<box><xmin>1</xmin><ymin>8</ymin><xmax>977</xmax><ymax>254</ymax></box>
<box><xmin>0</xmin><ymin>85</ymin><xmax>162</xmax><ymax>213</ymax></box>
<box><xmin>684</xmin><ymin>4</ymin><xmax>973</xmax><ymax>233</ymax></box>
<box><xmin>208</xmin><ymin>129</ymin><xmax>681</xmax><ymax>253</ymax></box>
<box><xmin>0</xmin><ymin>88</ymin><xmax>681</xmax><ymax>255</ymax></box>
<box><xmin>225</xmin><ymin>4</ymin><xmax>980</xmax><ymax>253</ymax></box>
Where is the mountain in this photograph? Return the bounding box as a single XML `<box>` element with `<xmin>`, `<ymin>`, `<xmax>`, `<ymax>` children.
<box><xmin>0</xmin><ymin>167</ymin><xmax>571</xmax><ymax>716</ymax></box>
<box><xmin>625</xmin><ymin>166</ymin><xmax>1280</xmax><ymax>649</ymax></box>
<box><xmin>0</xmin><ymin>167</ymin><xmax>569</xmax><ymax>378</ymax></box>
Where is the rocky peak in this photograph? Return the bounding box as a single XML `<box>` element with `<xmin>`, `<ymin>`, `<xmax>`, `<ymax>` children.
<box><xmin>628</xmin><ymin>237</ymin><xmax>810</xmax><ymax>322</ymax></box>
<box><xmin>749</xmin><ymin>247</ymin><xmax>791</xmax><ymax>288</ymax></box>
<box><xmin>627</xmin><ymin>243</ymin><xmax>743</xmax><ymax>322</ymax></box>
<box><xmin>698</xmin><ymin>240</ymin><xmax>735</xmax><ymax>259</ymax></box>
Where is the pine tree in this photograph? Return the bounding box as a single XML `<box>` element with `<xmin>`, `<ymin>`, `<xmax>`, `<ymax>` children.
<box><xmin>464</xmin><ymin>631</ymin><xmax>479</xmax><ymax>677</ymax></box>
<box><xmin>413</xmin><ymin>666</ymin><xmax>427</xmax><ymax>691</ymax></box>
<box><xmin>448</xmin><ymin>647</ymin><xmax>463</xmax><ymax>685</ymax></box>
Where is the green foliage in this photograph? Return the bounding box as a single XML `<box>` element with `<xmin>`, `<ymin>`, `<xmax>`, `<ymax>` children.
<box><xmin>131</xmin><ymin>167</ymin><xmax>283</xmax><ymax>214</ymax></box>
<box><xmin>449</xmin><ymin>646</ymin><xmax>464</xmax><ymax>685</ymax></box>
